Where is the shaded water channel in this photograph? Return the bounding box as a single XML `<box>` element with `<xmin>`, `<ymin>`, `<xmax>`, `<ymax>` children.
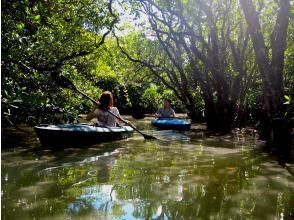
<box><xmin>2</xmin><ymin>118</ymin><xmax>294</xmax><ymax>219</ymax></box>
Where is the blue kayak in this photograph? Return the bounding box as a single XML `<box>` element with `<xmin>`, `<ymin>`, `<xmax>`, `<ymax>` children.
<box><xmin>151</xmin><ymin>118</ymin><xmax>191</xmax><ymax>131</ymax></box>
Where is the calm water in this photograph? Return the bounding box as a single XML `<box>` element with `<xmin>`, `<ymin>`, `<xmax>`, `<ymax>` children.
<box><xmin>2</xmin><ymin>119</ymin><xmax>294</xmax><ymax>220</ymax></box>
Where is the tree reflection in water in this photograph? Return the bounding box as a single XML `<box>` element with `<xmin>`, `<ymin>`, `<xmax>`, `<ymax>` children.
<box><xmin>63</xmin><ymin>139</ymin><xmax>293</xmax><ymax>219</ymax></box>
<box><xmin>2</xmin><ymin>134</ymin><xmax>294</xmax><ymax>219</ymax></box>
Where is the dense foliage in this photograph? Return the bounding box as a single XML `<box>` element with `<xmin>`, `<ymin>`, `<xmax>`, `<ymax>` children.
<box><xmin>1</xmin><ymin>0</ymin><xmax>293</xmax><ymax>144</ymax></box>
<box><xmin>118</xmin><ymin>0</ymin><xmax>293</xmax><ymax>133</ymax></box>
<box><xmin>1</xmin><ymin>0</ymin><xmax>182</xmax><ymax>125</ymax></box>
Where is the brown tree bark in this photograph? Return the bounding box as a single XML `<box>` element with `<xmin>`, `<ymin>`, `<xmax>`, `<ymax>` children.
<box><xmin>240</xmin><ymin>0</ymin><xmax>290</xmax><ymax>141</ymax></box>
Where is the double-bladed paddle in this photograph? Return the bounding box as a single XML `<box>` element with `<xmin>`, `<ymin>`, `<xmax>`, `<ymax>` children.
<box><xmin>55</xmin><ymin>75</ymin><xmax>157</xmax><ymax>140</ymax></box>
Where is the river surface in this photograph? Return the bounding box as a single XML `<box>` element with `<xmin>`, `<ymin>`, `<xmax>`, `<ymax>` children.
<box><xmin>1</xmin><ymin>118</ymin><xmax>294</xmax><ymax>219</ymax></box>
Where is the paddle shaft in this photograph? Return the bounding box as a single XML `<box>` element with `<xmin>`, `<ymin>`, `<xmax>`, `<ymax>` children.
<box><xmin>74</xmin><ymin>87</ymin><xmax>149</xmax><ymax>137</ymax></box>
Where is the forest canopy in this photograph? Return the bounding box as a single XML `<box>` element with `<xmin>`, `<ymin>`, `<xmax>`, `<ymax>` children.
<box><xmin>1</xmin><ymin>0</ymin><xmax>293</xmax><ymax>139</ymax></box>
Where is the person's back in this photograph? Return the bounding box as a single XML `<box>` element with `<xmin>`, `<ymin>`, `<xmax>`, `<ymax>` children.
<box><xmin>94</xmin><ymin>107</ymin><xmax>119</xmax><ymax>127</ymax></box>
<box><xmin>157</xmin><ymin>99</ymin><xmax>176</xmax><ymax>118</ymax></box>
<box><xmin>86</xmin><ymin>91</ymin><xmax>123</xmax><ymax>127</ymax></box>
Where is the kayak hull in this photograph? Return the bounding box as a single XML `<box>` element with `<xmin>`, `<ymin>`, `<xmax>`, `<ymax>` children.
<box><xmin>34</xmin><ymin>124</ymin><xmax>134</xmax><ymax>148</ymax></box>
<box><xmin>151</xmin><ymin>118</ymin><xmax>191</xmax><ymax>131</ymax></box>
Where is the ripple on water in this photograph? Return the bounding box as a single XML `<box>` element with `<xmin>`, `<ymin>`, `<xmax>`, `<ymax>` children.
<box><xmin>2</xmin><ymin>124</ymin><xmax>294</xmax><ymax>220</ymax></box>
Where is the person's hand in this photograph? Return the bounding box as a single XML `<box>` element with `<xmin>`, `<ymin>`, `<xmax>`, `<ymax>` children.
<box><xmin>123</xmin><ymin>120</ymin><xmax>130</xmax><ymax>124</ymax></box>
<box><xmin>95</xmin><ymin>100</ymin><xmax>100</xmax><ymax>106</ymax></box>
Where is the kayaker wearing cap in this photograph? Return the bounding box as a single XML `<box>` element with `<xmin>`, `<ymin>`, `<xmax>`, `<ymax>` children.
<box><xmin>156</xmin><ymin>99</ymin><xmax>176</xmax><ymax>118</ymax></box>
<box><xmin>86</xmin><ymin>91</ymin><xmax>123</xmax><ymax>127</ymax></box>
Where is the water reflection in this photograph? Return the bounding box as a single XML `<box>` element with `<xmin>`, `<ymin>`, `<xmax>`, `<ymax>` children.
<box><xmin>154</xmin><ymin>130</ymin><xmax>191</xmax><ymax>142</ymax></box>
<box><xmin>2</xmin><ymin>127</ymin><xmax>294</xmax><ymax>219</ymax></box>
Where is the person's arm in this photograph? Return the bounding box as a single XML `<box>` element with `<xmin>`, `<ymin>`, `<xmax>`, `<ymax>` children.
<box><xmin>155</xmin><ymin>109</ymin><xmax>161</xmax><ymax>117</ymax></box>
<box><xmin>116</xmin><ymin>112</ymin><xmax>123</xmax><ymax>122</ymax></box>
<box><xmin>113</xmin><ymin>107</ymin><xmax>127</xmax><ymax>125</ymax></box>
<box><xmin>86</xmin><ymin>105</ymin><xmax>98</xmax><ymax>121</ymax></box>
<box><xmin>171</xmin><ymin>108</ymin><xmax>176</xmax><ymax>117</ymax></box>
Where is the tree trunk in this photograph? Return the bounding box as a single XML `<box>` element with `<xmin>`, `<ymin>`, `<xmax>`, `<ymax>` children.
<box><xmin>203</xmin><ymin>96</ymin><xmax>237</xmax><ymax>133</ymax></box>
<box><xmin>240</xmin><ymin>0</ymin><xmax>290</xmax><ymax>142</ymax></box>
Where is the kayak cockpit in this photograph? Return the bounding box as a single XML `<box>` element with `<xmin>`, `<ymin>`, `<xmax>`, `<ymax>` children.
<box><xmin>151</xmin><ymin>118</ymin><xmax>191</xmax><ymax>131</ymax></box>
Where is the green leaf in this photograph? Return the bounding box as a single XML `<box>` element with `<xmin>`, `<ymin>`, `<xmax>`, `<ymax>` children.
<box><xmin>284</xmin><ymin>95</ymin><xmax>290</xmax><ymax>101</ymax></box>
<box><xmin>16</xmin><ymin>23</ymin><xmax>25</xmax><ymax>30</ymax></box>
<box><xmin>33</xmin><ymin>15</ymin><xmax>41</xmax><ymax>21</ymax></box>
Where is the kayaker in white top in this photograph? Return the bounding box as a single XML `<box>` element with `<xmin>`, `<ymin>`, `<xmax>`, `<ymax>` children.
<box><xmin>156</xmin><ymin>99</ymin><xmax>176</xmax><ymax>118</ymax></box>
<box><xmin>86</xmin><ymin>91</ymin><xmax>123</xmax><ymax>127</ymax></box>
